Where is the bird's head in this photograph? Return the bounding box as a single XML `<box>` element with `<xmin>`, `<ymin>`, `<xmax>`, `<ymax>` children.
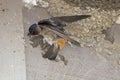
<box><xmin>28</xmin><ymin>23</ymin><xmax>41</xmax><ymax>35</ymax></box>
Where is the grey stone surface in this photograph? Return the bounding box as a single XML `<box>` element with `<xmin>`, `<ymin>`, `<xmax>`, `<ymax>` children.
<box><xmin>0</xmin><ymin>0</ymin><xmax>26</xmax><ymax>80</ymax></box>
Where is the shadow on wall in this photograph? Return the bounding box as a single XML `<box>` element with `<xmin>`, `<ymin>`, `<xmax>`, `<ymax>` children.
<box><xmin>64</xmin><ymin>0</ymin><xmax>120</xmax><ymax>11</ymax></box>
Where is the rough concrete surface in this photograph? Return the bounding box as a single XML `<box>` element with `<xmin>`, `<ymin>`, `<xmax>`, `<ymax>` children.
<box><xmin>23</xmin><ymin>6</ymin><xmax>120</xmax><ymax>80</ymax></box>
<box><xmin>0</xmin><ymin>0</ymin><xmax>26</xmax><ymax>80</ymax></box>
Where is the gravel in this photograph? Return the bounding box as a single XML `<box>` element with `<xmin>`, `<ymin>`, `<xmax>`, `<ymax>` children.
<box><xmin>37</xmin><ymin>0</ymin><xmax>120</xmax><ymax>47</ymax></box>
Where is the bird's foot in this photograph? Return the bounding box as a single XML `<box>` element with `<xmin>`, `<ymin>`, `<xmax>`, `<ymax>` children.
<box><xmin>58</xmin><ymin>54</ymin><xmax>68</xmax><ymax>65</ymax></box>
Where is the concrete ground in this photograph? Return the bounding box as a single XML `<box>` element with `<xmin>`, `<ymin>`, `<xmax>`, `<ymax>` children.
<box><xmin>0</xmin><ymin>0</ymin><xmax>120</xmax><ymax>80</ymax></box>
<box><xmin>0</xmin><ymin>0</ymin><xmax>26</xmax><ymax>80</ymax></box>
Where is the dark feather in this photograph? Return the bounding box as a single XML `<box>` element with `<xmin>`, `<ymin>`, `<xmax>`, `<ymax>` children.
<box><xmin>53</xmin><ymin>15</ymin><xmax>91</xmax><ymax>23</ymax></box>
<box><xmin>29</xmin><ymin>35</ymin><xmax>43</xmax><ymax>47</ymax></box>
<box><xmin>38</xmin><ymin>18</ymin><xmax>66</xmax><ymax>26</ymax></box>
<box><xmin>43</xmin><ymin>44</ymin><xmax>60</xmax><ymax>60</ymax></box>
<box><xmin>38</xmin><ymin>18</ymin><xmax>65</xmax><ymax>31</ymax></box>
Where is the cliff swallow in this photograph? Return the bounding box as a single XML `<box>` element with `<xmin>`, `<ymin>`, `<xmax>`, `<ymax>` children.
<box><xmin>28</xmin><ymin>15</ymin><xmax>91</xmax><ymax>64</ymax></box>
<box><xmin>29</xmin><ymin>23</ymin><xmax>68</xmax><ymax>60</ymax></box>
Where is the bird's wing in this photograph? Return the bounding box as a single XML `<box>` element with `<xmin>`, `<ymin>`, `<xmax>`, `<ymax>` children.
<box><xmin>38</xmin><ymin>18</ymin><xmax>65</xmax><ymax>31</ymax></box>
<box><xmin>38</xmin><ymin>18</ymin><xmax>66</xmax><ymax>27</ymax></box>
<box><xmin>38</xmin><ymin>15</ymin><xmax>91</xmax><ymax>32</ymax></box>
<box><xmin>38</xmin><ymin>15</ymin><xmax>91</xmax><ymax>26</ymax></box>
<box><xmin>40</xmin><ymin>25</ymin><xmax>80</xmax><ymax>46</ymax></box>
<box><xmin>52</xmin><ymin>15</ymin><xmax>91</xmax><ymax>23</ymax></box>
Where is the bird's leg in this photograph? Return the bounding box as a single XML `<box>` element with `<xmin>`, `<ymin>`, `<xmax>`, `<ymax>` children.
<box><xmin>58</xmin><ymin>54</ymin><xmax>68</xmax><ymax>65</ymax></box>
